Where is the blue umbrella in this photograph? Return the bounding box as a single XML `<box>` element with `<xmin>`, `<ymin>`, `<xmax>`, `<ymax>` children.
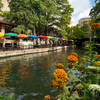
<box><xmin>29</xmin><ymin>35</ymin><xmax>38</xmax><ymax>38</ymax></box>
<box><xmin>58</xmin><ymin>37</ymin><xmax>61</xmax><ymax>39</ymax></box>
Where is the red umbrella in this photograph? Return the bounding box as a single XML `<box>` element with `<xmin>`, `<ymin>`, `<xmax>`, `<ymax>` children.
<box><xmin>39</xmin><ymin>36</ymin><xmax>48</xmax><ymax>39</ymax></box>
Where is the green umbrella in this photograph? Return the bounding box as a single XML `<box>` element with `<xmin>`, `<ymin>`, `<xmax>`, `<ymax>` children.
<box><xmin>5</xmin><ymin>33</ymin><xmax>18</xmax><ymax>37</ymax></box>
<box><xmin>50</xmin><ymin>37</ymin><xmax>56</xmax><ymax>40</ymax></box>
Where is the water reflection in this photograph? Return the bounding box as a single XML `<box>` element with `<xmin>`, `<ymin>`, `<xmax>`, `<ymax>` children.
<box><xmin>0</xmin><ymin>47</ymin><xmax>71</xmax><ymax>100</ymax></box>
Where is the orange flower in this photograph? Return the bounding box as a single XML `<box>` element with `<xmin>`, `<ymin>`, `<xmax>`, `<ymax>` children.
<box><xmin>70</xmin><ymin>52</ymin><xmax>78</xmax><ymax>57</ymax></box>
<box><xmin>56</xmin><ymin>63</ymin><xmax>64</xmax><ymax>68</ymax></box>
<box><xmin>53</xmin><ymin>69</ymin><xmax>68</xmax><ymax>80</ymax></box>
<box><xmin>95</xmin><ymin>55</ymin><xmax>100</xmax><ymax>57</ymax></box>
<box><xmin>44</xmin><ymin>95</ymin><xmax>51</xmax><ymax>100</ymax></box>
<box><xmin>91</xmin><ymin>23</ymin><xmax>100</xmax><ymax>28</ymax></box>
<box><xmin>80</xmin><ymin>57</ymin><xmax>86</xmax><ymax>61</ymax></box>
<box><xmin>96</xmin><ymin>61</ymin><xmax>100</xmax><ymax>65</ymax></box>
<box><xmin>67</xmin><ymin>55</ymin><xmax>78</xmax><ymax>63</ymax></box>
<box><xmin>51</xmin><ymin>69</ymin><xmax>68</xmax><ymax>89</ymax></box>
<box><xmin>51</xmin><ymin>79</ymin><xmax>66</xmax><ymax>89</ymax></box>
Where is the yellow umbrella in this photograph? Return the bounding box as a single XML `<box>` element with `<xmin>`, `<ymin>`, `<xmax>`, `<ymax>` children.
<box><xmin>0</xmin><ymin>33</ymin><xmax>4</xmax><ymax>38</ymax></box>
<box><xmin>48</xmin><ymin>36</ymin><xmax>52</xmax><ymax>39</ymax></box>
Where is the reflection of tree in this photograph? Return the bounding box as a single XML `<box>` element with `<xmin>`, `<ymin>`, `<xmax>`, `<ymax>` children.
<box><xmin>6</xmin><ymin>65</ymin><xmax>32</xmax><ymax>95</ymax></box>
<box><xmin>18</xmin><ymin>66</ymin><xmax>30</xmax><ymax>80</ymax></box>
<box><xmin>0</xmin><ymin>63</ymin><xmax>11</xmax><ymax>87</ymax></box>
<box><xmin>5</xmin><ymin>52</ymin><xmax>68</xmax><ymax>99</ymax></box>
<box><xmin>37</xmin><ymin>57</ymin><xmax>52</xmax><ymax>69</ymax></box>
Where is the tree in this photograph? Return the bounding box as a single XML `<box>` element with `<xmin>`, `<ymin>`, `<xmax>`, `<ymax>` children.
<box><xmin>52</xmin><ymin>0</ymin><xmax>73</xmax><ymax>37</ymax></box>
<box><xmin>8</xmin><ymin>0</ymin><xmax>58</xmax><ymax>35</ymax></box>
<box><xmin>81</xmin><ymin>21</ymin><xmax>91</xmax><ymax>34</ymax></box>
<box><xmin>89</xmin><ymin>1</ymin><xmax>100</xmax><ymax>41</ymax></box>
<box><xmin>0</xmin><ymin>1</ymin><xmax>3</xmax><ymax>11</ymax></box>
<box><xmin>8</xmin><ymin>0</ymin><xmax>73</xmax><ymax>37</ymax></box>
<box><xmin>67</xmin><ymin>25</ymin><xmax>85</xmax><ymax>40</ymax></box>
<box><xmin>90</xmin><ymin>0</ymin><xmax>100</xmax><ymax>19</ymax></box>
<box><xmin>9</xmin><ymin>0</ymin><xmax>39</xmax><ymax>34</ymax></box>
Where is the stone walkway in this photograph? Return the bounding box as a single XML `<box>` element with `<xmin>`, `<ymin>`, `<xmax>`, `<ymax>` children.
<box><xmin>0</xmin><ymin>46</ymin><xmax>67</xmax><ymax>58</ymax></box>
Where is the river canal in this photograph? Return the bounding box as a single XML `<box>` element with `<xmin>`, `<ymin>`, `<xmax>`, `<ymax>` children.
<box><xmin>0</xmin><ymin>47</ymin><xmax>83</xmax><ymax>100</ymax></box>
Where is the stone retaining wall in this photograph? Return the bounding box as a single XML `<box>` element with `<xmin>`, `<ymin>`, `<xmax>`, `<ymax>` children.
<box><xmin>0</xmin><ymin>46</ymin><xmax>67</xmax><ymax>58</ymax></box>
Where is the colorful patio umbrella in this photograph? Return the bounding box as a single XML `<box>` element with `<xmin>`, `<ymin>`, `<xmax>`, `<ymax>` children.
<box><xmin>56</xmin><ymin>38</ymin><xmax>58</xmax><ymax>41</ymax></box>
<box><xmin>5</xmin><ymin>33</ymin><xmax>18</xmax><ymax>37</ymax></box>
<box><xmin>17</xmin><ymin>34</ymin><xmax>28</xmax><ymax>38</ymax></box>
<box><xmin>50</xmin><ymin>37</ymin><xmax>56</xmax><ymax>40</ymax></box>
<box><xmin>47</xmin><ymin>36</ymin><xmax>52</xmax><ymax>39</ymax></box>
<box><xmin>29</xmin><ymin>35</ymin><xmax>38</xmax><ymax>38</ymax></box>
<box><xmin>58</xmin><ymin>37</ymin><xmax>62</xmax><ymax>40</ymax></box>
<box><xmin>0</xmin><ymin>33</ymin><xmax>4</xmax><ymax>38</ymax></box>
<box><xmin>39</xmin><ymin>36</ymin><xmax>48</xmax><ymax>39</ymax></box>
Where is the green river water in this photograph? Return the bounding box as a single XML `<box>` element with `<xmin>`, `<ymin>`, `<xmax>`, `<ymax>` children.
<box><xmin>0</xmin><ymin>47</ymin><xmax>83</xmax><ymax>100</ymax></box>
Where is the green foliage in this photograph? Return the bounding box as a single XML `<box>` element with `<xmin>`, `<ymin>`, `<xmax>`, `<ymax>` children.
<box><xmin>12</xmin><ymin>25</ymin><xmax>25</xmax><ymax>34</ymax></box>
<box><xmin>0</xmin><ymin>1</ymin><xmax>3</xmax><ymax>11</ymax></box>
<box><xmin>0</xmin><ymin>11</ymin><xmax>10</xmax><ymax>20</ymax></box>
<box><xmin>67</xmin><ymin>25</ymin><xmax>85</xmax><ymax>39</ymax></box>
<box><xmin>84</xmin><ymin>42</ymin><xmax>97</xmax><ymax>65</ymax></box>
<box><xmin>81</xmin><ymin>20</ymin><xmax>92</xmax><ymax>35</ymax></box>
<box><xmin>0</xmin><ymin>93</ymin><xmax>15</xmax><ymax>100</ymax></box>
<box><xmin>89</xmin><ymin>1</ymin><xmax>100</xmax><ymax>41</ymax></box>
<box><xmin>12</xmin><ymin>25</ymin><xmax>32</xmax><ymax>34</ymax></box>
<box><xmin>8</xmin><ymin>0</ymin><xmax>73</xmax><ymax>36</ymax></box>
<box><xmin>90</xmin><ymin>1</ymin><xmax>100</xmax><ymax>19</ymax></box>
<box><xmin>58</xmin><ymin>87</ymin><xmax>80</xmax><ymax>100</ymax></box>
<box><xmin>55</xmin><ymin>42</ymin><xmax>100</xmax><ymax>100</ymax></box>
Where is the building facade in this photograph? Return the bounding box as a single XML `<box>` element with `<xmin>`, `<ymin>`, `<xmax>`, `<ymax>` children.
<box><xmin>1</xmin><ymin>0</ymin><xmax>10</xmax><ymax>11</ymax></box>
<box><xmin>79</xmin><ymin>17</ymin><xmax>91</xmax><ymax>27</ymax></box>
<box><xmin>0</xmin><ymin>0</ymin><xmax>11</xmax><ymax>33</ymax></box>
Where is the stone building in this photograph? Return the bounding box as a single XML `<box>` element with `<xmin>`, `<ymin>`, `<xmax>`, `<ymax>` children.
<box><xmin>0</xmin><ymin>0</ymin><xmax>12</xmax><ymax>34</ymax></box>
<box><xmin>79</xmin><ymin>17</ymin><xmax>91</xmax><ymax>27</ymax></box>
<box><xmin>1</xmin><ymin>0</ymin><xmax>10</xmax><ymax>11</ymax></box>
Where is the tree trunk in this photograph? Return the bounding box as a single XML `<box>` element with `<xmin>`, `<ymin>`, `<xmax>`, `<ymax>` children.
<box><xmin>33</xmin><ymin>26</ymin><xmax>36</xmax><ymax>35</ymax></box>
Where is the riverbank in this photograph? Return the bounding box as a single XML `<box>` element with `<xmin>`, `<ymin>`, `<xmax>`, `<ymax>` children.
<box><xmin>0</xmin><ymin>46</ymin><xmax>67</xmax><ymax>58</ymax></box>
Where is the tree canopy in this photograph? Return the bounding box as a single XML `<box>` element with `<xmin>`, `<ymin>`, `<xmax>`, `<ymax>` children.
<box><xmin>90</xmin><ymin>0</ymin><xmax>100</xmax><ymax>19</ymax></box>
<box><xmin>89</xmin><ymin>0</ymin><xmax>100</xmax><ymax>40</ymax></box>
<box><xmin>67</xmin><ymin>25</ymin><xmax>85</xmax><ymax>40</ymax></box>
<box><xmin>8</xmin><ymin>0</ymin><xmax>73</xmax><ymax>36</ymax></box>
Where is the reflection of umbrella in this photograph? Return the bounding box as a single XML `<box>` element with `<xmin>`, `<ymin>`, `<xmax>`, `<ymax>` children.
<box><xmin>5</xmin><ymin>33</ymin><xmax>18</xmax><ymax>37</ymax></box>
<box><xmin>0</xmin><ymin>33</ymin><xmax>4</xmax><ymax>38</ymax></box>
<box><xmin>39</xmin><ymin>36</ymin><xmax>48</xmax><ymax>39</ymax></box>
<box><xmin>17</xmin><ymin>34</ymin><xmax>28</xmax><ymax>38</ymax></box>
<box><xmin>29</xmin><ymin>35</ymin><xmax>38</xmax><ymax>38</ymax></box>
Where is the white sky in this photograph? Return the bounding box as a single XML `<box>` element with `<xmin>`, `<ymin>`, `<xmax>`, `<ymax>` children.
<box><xmin>69</xmin><ymin>0</ymin><xmax>92</xmax><ymax>26</ymax></box>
